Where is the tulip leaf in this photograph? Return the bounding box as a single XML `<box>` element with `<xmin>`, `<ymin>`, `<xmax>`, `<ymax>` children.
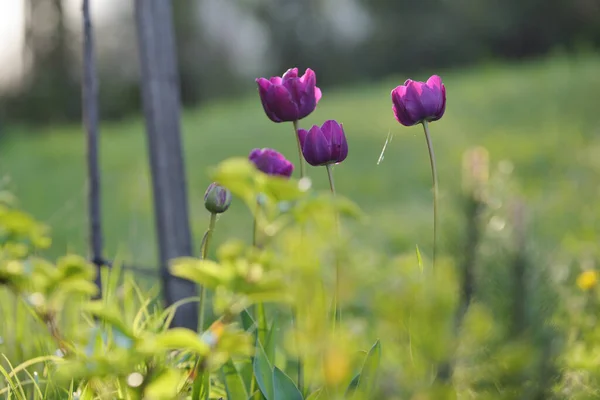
<box><xmin>345</xmin><ymin>374</ymin><xmax>360</xmax><ymax>397</ymax></box>
<box><xmin>222</xmin><ymin>360</ymin><xmax>249</xmax><ymax>400</ymax></box>
<box><xmin>253</xmin><ymin>341</ymin><xmax>274</xmax><ymax>400</ymax></box>
<box><xmin>273</xmin><ymin>367</ymin><xmax>303</xmax><ymax>400</ymax></box>
<box><xmin>241</xmin><ymin>308</ymin><xmax>257</xmax><ymax>333</ymax></box>
<box><xmin>352</xmin><ymin>339</ymin><xmax>381</xmax><ymax>398</ymax></box>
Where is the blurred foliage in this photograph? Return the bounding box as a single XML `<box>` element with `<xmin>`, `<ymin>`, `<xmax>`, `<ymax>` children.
<box><xmin>1</xmin><ymin>141</ymin><xmax>600</xmax><ymax>398</ymax></box>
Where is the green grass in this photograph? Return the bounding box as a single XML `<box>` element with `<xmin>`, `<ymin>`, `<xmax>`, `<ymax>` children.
<box><xmin>1</xmin><ymin>52</ymin><xmax>599</xmax><ymax>269</ymax></box>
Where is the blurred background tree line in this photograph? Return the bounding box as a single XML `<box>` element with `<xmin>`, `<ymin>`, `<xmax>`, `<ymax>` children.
<box><xmin>0</xmin><ymin>0</ymin><xmax>598</xmax><ymax>125</ymax></box>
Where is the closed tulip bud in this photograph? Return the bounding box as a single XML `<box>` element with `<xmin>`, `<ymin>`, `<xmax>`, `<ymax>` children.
<box><xmin>256</xmin><ymin>68</ymin><xmax>322</xmax><ymax>123</ymax></box>
<box><xmin>249</xmin><ymin>148</ymin><xmax>294</xmax><ymax>178</ymax></box>
<box><xmin>391</xmin><ymin>75</ymin><xmax>446</xmax><ymax>126</ymax></box>
<box><xmin>297</xmin><ymin>120</ymin><xmax>348</xmax><ymax>166</ymax></box>
<box><xmin>204</xmin><ymin>183</ymin><xmax>232</xmax><ymax>214</ymax></box>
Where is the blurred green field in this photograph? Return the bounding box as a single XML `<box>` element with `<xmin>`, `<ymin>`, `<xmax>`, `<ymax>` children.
<box><xmin>1</xmin><ymin>52</ymin><xmax>599</xmax><ymax>269</ymax></box>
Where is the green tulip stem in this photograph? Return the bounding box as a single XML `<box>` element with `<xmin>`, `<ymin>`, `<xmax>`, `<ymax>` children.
<box><xmin>293</xmin><ymin>120</ymin><xmax>306</xmax><ymax>179</ymax></box>
<box><xmin>326</xmin><ymin>163</ymin><xmax>342</xmax><ymax>326</ymax></box>
<box><xmin>326</xmin><ymin>163</ymin><xmax>336</xmax><ymax>196</ymax></box>
<box><xmin>422</xmin><ymin>120</ymin><xmax>439</xmax><ymax>268</ymax></box>
<box><xmin>198</xmin><ymin>212</ymin><xmax>217</xmax><ymax>332</ymax></box>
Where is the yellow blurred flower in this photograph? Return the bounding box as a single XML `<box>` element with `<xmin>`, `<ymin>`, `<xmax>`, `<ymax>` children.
<box><xmin>323</xmin><ymin>347</ymin><xmax>350</xmax><ymax>387</ymax></box>
<box><xmin>577</xmin><ymin>270</ymin><xmax>598</xmax><ymax>291</ymax></box>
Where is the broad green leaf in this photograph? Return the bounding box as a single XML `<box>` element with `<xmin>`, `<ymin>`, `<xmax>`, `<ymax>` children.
<box><xmin>253</xmin><ymin>341</ymin><xmax>274</xmax><ymax>400</ymax></box>
<box><xmin>170</xmin><ymin>258</ymin><xmax>232</xmax><ymax>288</ymax></box>
<box><xmin>273</xmin><ymin>367</ymin><xmax>303</xmax><ymax>400</ymax></box>
<box><xmin>354</xmin><ymin>340</ymin><xmax>381</xmax><ymax>397</ymax></box>
<box><xmin>222</xmin><ymin>360</ymin><xmax>249</xmax><ymax>400</ymax></box>
<box><xmin>144</xmin><ymin>328</ymin><xmax>210</xmax><ymax>355</ymax></box>
<box><xmin>145</xmin><ymin>368</ymin><xmax>185</xmax><ymax>400</ymax></box>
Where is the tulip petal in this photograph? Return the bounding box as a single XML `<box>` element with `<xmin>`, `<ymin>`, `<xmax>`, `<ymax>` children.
<box><xmin>303</xmin><ymin>125</ymin><xmax>331</xmax><ymax>166</ymax></box>
<box><xmin>423</xmin><ymin>75</ymin><xmax>446</xmax><ymax>121</ymax></box>
<box><xmin>327</xmin><ymin>121</ymin><xmax>348</xmax><ymax>163</ymax></box>
<box><xmin>402</xmin><ymin>81</ymin><xmax>428</xmax><ymax>124</ymax></box>
<box><xmin>391</xmin><ymin>86</ymin><xmax>417</xmax><ymax>126</ymax></box>
<box><xmin>249</xmin><ymin>148</ymin><xmax>294</xmax><ymax>178</ymax></box>
<box><xmin>426</xmin><ymin>75</ymin><xmax>443</xmax><ymax>89</ymax></box>
<box><xmin>282</xmin><ymin>68</ymin><xmax>299</xmax><ymax>81</ymax></box>
<box><xmin>297</xmin><ymin>128</ymin><xmax>309</xmax><ymax>149</ymax></box>
<box><xmin>315</xmin><ymin>86</ymin><xmax>322</xmax><ymax>104</ymax></box>
<box><xmin>266</xmin><ymin>85</ymin><xmax>299</xmax><ymax>122</ymax></box>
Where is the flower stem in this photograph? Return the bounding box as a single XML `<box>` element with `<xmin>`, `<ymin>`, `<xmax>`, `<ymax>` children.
<box><xmin>198</xmin><ymin>212</ymin><xmax>217</xmax><ymax>331</ymax></box>
<box><xmin>293</xmin><ymin>120</ymin><xmax>306</xmax><ymax>179</ymax></box>
<box><xmin>325</xmin><ymin>164</ymin><xmax>336</xmax><ymax>196</ymax></box>
<box><xmin>421</xmin><ymin>121</ymin><xmax>439</xmax><ymax>268</ymax></box>
<box><xmin>326</xmin><ymin>164</ymin><xmax>341</xmax><ymax>326</ymax></box>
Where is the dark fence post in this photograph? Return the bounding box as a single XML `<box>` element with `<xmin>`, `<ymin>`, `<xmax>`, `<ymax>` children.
<box><xmin>134</xmin><ymin>0</ymin><xmax>198</xmax><ymax>330</ymax></box>
<box><xmin>82</xmin><ymin>0</ymin><xmax>104</xmax><ymax>296</ymax></box>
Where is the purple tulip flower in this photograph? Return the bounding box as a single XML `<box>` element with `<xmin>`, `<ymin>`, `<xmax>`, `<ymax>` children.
<box><xmin>391</xmin><ymin>75</ymin><xmax>446</xmax><ymax>126</ymax></box>
<box><xmin>297</xmin><ymin>120</ymin><xmax>348</xmax><ymax>167</ymax></box>
<box><xmin>249</xmin><ymin>148</ymin><xmax>294</xmax><ymax>178</ymax></box>
<box><xmin>256</xmin><ymin>68</ymin><xmax>322</xmax><ymax>123</ymax></box>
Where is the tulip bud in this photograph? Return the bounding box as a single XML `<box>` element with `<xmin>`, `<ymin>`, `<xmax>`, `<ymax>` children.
<box><xmin>297</xmin><ymin>120</ymin><xmax>348</xmax><ymax>166</ymax></box>
<box><xmin>204</xmin><ymin>183</ymin><xmax>232</xmax><ymax>214</ymax></box>
<box><xmin>249</xmin><ymin>148</ymin><xmax>294</xmax><ymax>178</ymax></box>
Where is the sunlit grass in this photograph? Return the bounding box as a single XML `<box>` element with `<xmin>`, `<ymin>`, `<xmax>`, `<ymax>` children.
<box><xmin>0</xmin><ymin>52</ymin><xmax>599</xmax><ymax>269</ymax></box>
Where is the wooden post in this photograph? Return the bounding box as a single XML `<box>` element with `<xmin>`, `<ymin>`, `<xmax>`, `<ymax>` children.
<box><xmin>82</xmin><ymin>0</ymin><xmax>104</xmax><ymax>295</ymax></box>
<box><xmin>134</xmin><ymin>0</ymin><xmax>198</xmax><ymax>330</ymax></box>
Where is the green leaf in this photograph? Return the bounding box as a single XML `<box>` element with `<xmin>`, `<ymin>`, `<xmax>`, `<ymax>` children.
<box><xmin>192</xmin><ymin>368</ymin><xmax>210</xmax><ymax>400</ymax></box>
<box><xmin>306</xmin><ymin>388</ymin><xmax>323</xmax><ymax>400</ymax></box>
<box><xmin>264</xmin><ymin>319</ymin><xmax>277</xmax><ymax>368</ymax></box>
<box><xmin>83</xmin><ymin>301</ymin><xmax>134</xmax><ymax>338</ymax></box>
<box><xmin>170</xmin><ymin>258</ymin><xmax>232</xmax><ymax>288</ymax></box>
<box><xmin>345</xmin><ymin>374</ymin><xmax>360</xmax><ymax>396</ymax></box>
<box><xmin>259</xmin><ymin>175</ymin><xmax>306</xmax><ymax>202</ymax></box>
<box><xmin>253</xmin><ymin>341</ymin><xmax>274</xmax><ymax>400</ymax></box>
<box><xmin>273</xmin><ymin>367</ymin><xmax>303</xmax><ymax>400</ymax></box>
<box><xmin>354</xmin><ymin>340</ymin><xmax>381</xmax><ymax>397</ymax></box>
<box><xmin>210</xmin><ymin>157</ymin><xmax>260</xmax><ymax>204</ymax></box>
<box><xmin>256</xmin><ymin>304</ymin><xmax>268</xmax><ymax>350</ymax></box>
<box><xmin>145</xmin><ymin>368</ymin><xmax>185</xmax><ymax>400</ymax></box>
<box><xmin>222</xmin><ymin>360</ymin><xmax>249</xmax><ymax>400</ymax></box>
<box><xmin>416</xmin><ymin>245</ymin><xmax>423</xmax><ymax>273</ymax></box>
<box><xmin>241</xmin><ymin>309</ymin><xmax>257</xmax><ymax>333</ymax></box>
<box><xmin>143</xmin><ymin>328</ymin><xmax>210</xmax><ymax>355</ymax></box>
